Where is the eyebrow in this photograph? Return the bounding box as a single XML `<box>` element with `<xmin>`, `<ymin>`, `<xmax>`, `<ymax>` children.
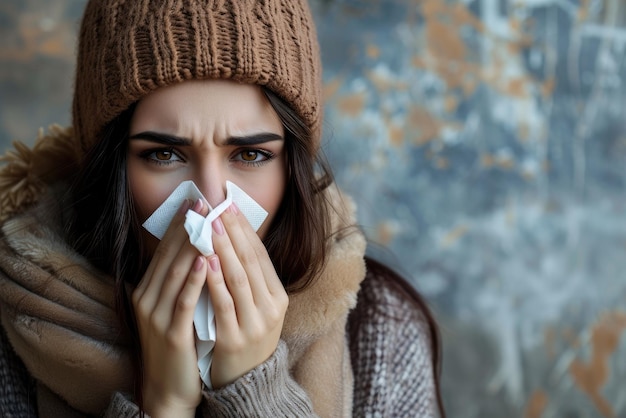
<box><xmin>128</xmin><ymin>131</ymin><xmax>284</xmax><ymax>146</ymax></box>
<box><xmin>129</xmin><ymin>131</ymin><xmax>190</xmax><ymax>145</ymax></box>
<box><xmin>225</xmin><ymin>133</ymin><xmax>284</xmax><ymax>146</ymax></box>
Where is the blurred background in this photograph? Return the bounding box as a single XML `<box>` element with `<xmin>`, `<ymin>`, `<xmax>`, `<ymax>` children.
<box><xmin>1</xmin><ymin>0</ymin><xmax>625</xmax><ymax>416</ymax></box>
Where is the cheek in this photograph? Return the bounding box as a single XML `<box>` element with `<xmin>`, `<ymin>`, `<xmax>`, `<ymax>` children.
<box><xmin>254</xmin><ymin>186</ymin><xmax>284</xmax><ymax>238</ymax></box>
<box><xmin>250</xmin><ymin>168</ymin><xmax>286</xmax><ymax>240</ymax></box>
<box><xmin>127</xmin><ymin>163</ymin><xmax>179</xmax><ymax>257</ymax></box>
<box><xmin>127</xmin><ymin>163</ymin><xmax>174</xmax><ymax>223</ymax></box>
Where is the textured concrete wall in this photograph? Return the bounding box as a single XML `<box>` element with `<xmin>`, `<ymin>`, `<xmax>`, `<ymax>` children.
<box><xmin>2</xmin><ymin>1</ymin><xmax>626</xmax><ymax>417</ymax></box>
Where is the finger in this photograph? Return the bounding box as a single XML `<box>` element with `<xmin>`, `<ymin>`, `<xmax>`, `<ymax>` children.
<box><xmin>169</xmin><ymin>255</ymin><xmax>207</xmax><ymax>333</ymax></box>
<box><xmin>227</xmin><ymin>204</ymin><xmax>285</xmax><ymax>298</ymax></box>
<box><xmin>218</xmin><ymin>206</ymin><xmax>288</xmax><ymax>332</ymax></box>
<box><xmin>211</xmin><ymin>214</ymin><xmax>258</xmax><ymax>323</ymax></box>
<box><xmin>135</xmin><ymin>198</ymin><xmax>192</xmax><ymax>297</ymax></box>
<box><xmin>135</xmin><ymin>199</ymin><xmax>206</xmax><ymax>310</ymax></box>
<box><xmin>150</xmin><ymin>239</ymin><xmax>200</xmax><ymax>327</ymax></box>
<box><xmin>232</xmin><ymin>207</ymin><xmax>288</xmax><ymax>324</ymax></box>
<box><xmin>205</xmin><ymin>254</ymin><xmax>239</xmax><ymax>338</ymax></box>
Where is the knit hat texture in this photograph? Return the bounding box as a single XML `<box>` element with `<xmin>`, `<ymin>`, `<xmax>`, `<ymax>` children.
<box><xmin>72</xmin><ymin>0</ymin><xmax>322</xmax><ymax>155</ymax></box>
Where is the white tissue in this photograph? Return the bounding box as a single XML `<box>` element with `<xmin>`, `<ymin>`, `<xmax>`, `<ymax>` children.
<box><xmin>142</xmin><ymin>180</ymin><xmax>269</xmax><ymax>388</ymax></box>
<box><xmin>183</xmin><ymin>182</ymin><xmax>268</xmax><ymax>256</ymax></box>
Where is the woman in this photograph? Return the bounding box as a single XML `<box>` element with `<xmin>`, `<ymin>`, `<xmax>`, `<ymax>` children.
<box><xmin>0</xmin><ymin>0</ymin><xmax>444</xmax><ymax>416</ymax></box>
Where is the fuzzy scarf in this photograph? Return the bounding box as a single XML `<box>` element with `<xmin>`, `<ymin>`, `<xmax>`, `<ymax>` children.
<box><xmin>0</xmin><ymin>127</ymin><xmax>366</xmax><ymax>417</ymax></box>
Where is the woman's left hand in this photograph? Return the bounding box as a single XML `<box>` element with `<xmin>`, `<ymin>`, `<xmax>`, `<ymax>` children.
<box><xmin>206</xmin><ymin>204</ymin><xmax>289</xmax><ymax>389</ymax></box>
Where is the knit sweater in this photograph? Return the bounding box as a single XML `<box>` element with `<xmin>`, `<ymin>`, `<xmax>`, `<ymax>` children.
<box><xmin>0</xmin><ymin>127</ymin><xmax>440</xmax><ymax>417</ymax></box>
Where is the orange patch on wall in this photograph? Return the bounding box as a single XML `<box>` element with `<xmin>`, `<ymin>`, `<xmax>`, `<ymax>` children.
<box><xmin>435</xmin><ymin>61</ymin><xmax>465</xmax><ymax>90</ymax></box>
<box><xmin>444</xmin><ymin>95</ymin><xmax>459</xmax><ymax>112</ymax></box>
<box><xmin>337</xmin><ymin>93</ymin><xmax>366</xmax><ymax>117</ymax></box>
<box><xmin>569</xmin><ymin>311</ymin><xmax>626</xmax><ymax>418</ymax></box>
<box><xmin>421</xmin><ymin>0</ymin><xmax>446</xmax><ymax>17</ymax></box>
<box><xmin>387</xmin><ymin>123</ymin><xmax>404</xmax><ymax>147</ymax></box>
<box><xmin>518</xmin><ymin>122</ymin><xmax>529</xmax><ymax>142</ymax></box>
<box><xmin>3</xmin><ymin>17</ymin><xmax>75</xmax><ymax>62</ymax></box>
<box><xmin>462</xmin><ymin>77</ymin><xmax>478</xmax><ymax>96</ymax></box>
<box><xmin>426</xmin><ymin>19</ymin><xmax>467</xmax><ymax>62</ymax></box>
<box><xmin>510</xmin><ymin>18</ymin><xmax>522</xmax><ymax>32</ymax></box>
<box><xmin>435</xmin><ymin>157</ymin><xmax>449</xmax><ymax>169</ymax></box>
<box><xmin>577</xmin><ymin>0</ymin><xmax>590</xmax><ymax>21</ymax></box>
<box><xmin>366</xmin><ymin>44</ymin><xmax>380</xmax><ymax>59</ymax></box>
<box><xmin>366</xmin><ymin>71</ymin><xmax>408</xmax><ymax>93</ymax></box>
<box><xmin>408</xmin><ymin>106</ymin><xmax>441</xmax><ymax>145</ymax></box>
<box><xmin>39</xmin><ymin>38</ymin><xmax>65</xmax><ymax>56</ymax></box>
<box><xmin>541</xmin><ymin>77</ymin><xmax>555</xmax><ymax>98</ymax></box>
<box><xmin>323</xmin><ymin>78</ymin><xmax>343</xmax><ymax>102</ymax></box>
<box><xmin>497</xmin><ymin>156</ymin><xmax>515</xmax><ymax>170</ymax></box>
<box><xmin>524</xmin><ymin>390</ymin><xmax>549</xmax><ymax>418</ymax></box>
<box><xmin>441</xmin><ymin>224</ymin><xmax>468</xmax><ymax>248</ymax></box>
<box><xmin>561</xmin><ymin>328</ymin><xmax>580</xmax><ymax>349</ymax></box>
<box><xmin>376</xmin><ymin>221</ymin><xmax>398</xmax><ymax>245</ymax></box>
<box><xmin>450</xmin><ymin>3</ymin><xmax>485</xmax><ymax>32</ymax></box>
<box><xmin>412</xmin><ymin>55</ymin><xmax>426</xmax><ymax>69</ymax></box>
<box><xmin>544</xmin><ymin>327</ymin><xmax>556</xmax><ymax>359</ymax></box>
<box><xmin>507</xmin><ymin>77</ymin><xmax>528</xmax><ymax>98</ymax></box>
<box><xmin>481</xmin><ymin>154</ymin><xmax>494</xmax><ymax>168</ymax></box>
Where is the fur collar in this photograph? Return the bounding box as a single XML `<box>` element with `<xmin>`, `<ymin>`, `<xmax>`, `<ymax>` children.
<box><xmin>0</xmin><ymin>127</ymin><xmax>366</xmax><ymax>415</ymax></box>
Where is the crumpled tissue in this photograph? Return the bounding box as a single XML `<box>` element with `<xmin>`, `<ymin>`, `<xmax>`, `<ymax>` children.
<box><xmin>142</xmin><ymin>180</ymin><xmax>268</xmax><ymax>388</ymax></box>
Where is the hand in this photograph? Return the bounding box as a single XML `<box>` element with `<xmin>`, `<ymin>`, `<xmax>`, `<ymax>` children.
<box><xmin>207</xmin><ymin>204</ymin><xmax>289</xmax><ymax>388</ymax></box>
<box><xmin>132</xmin><ymin>199</ymin><xmax>209</xmax><ymax>418</ymax></box>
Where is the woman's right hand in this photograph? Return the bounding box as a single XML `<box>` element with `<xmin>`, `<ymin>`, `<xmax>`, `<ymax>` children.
<box><xmin>131</xmin><ymin>199</ymin><xmax>209</xmax><ymax>418</ymax></box>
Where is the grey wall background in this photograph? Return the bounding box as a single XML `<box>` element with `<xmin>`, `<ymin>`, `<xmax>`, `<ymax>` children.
<box><xmin>2</xmin><ymin>0</ymin><xmax>626</xmax><ymax>416</ymax></box>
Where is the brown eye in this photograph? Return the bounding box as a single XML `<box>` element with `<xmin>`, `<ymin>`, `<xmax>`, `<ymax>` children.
<box><xmin>232</xmin><ymin>149</ymin><xmax>273</xmax><ymax>165</ymax></box>
<box><xmin>140</xmin><ymin>148</ymin><xmax>182</xmax><ymax>165</ymax></box>
<box><xmin>155</xmin><ymin>150</ymin><xmax>173</xmax><ymax>160</ymax></box>
<box><xmin>241</xmin><ymin>150</ymin><xmax>259</xmax><ymax>161</ymax></box>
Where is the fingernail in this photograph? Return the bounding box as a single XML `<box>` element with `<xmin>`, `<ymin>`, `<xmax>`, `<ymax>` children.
<box><xmin>209</xmin><ymin>255</ymin><xmax>220</xmax><ymax>272</ymax></box>
<box><xmin>177</xmin><ymin>199</ymin><xmax>191</xmax><ymax>214</ymax></box>
<box><xmin>213</xmin><ymin>218</ymin><xmax>225</xmax><ymax>235</ymax></box>
<box><xmin>229</xmin><ymin>203</ymin><xmax>239</xmax><ymax>215</ymax></box>
<box><xmin>193</xmin><ymin>256</ymin><xmax>205</xmax><ymax>272</ymax></box>
<box><xmin>192</xmin><ymin>199</ymin><xmax>203</xmax><ymax>213</ymax></box>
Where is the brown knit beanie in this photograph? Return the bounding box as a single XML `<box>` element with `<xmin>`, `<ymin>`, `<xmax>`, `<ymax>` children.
<box><xmin>72</xmin><ymin>0</ymin><xmax>322</xmax><ymax>155</ymax></box>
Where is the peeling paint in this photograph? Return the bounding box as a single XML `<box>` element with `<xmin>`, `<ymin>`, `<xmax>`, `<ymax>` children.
<box><xmin>569</xmin><ymin>312</ymin><xmax>626</xmax><ymax>418</ymax></box>
<box><xmin>0</xmin><ymin>7</ymin><xmax>74</xmax><ymax>62</ymax></box>
<box><xmin>366</xmin><ymin>44</ymin><xmax>380</xmax><ymax>59</ymax></box>
<box><xmin>376</xmin><ymin>220</ymin><xmax>401</xmax><ymax>245</ymax></box>
<box><xmin>407</xmin><ymin>106</ymin><xmax>441</xmax><ymax>145</ymax></box>
<box><xmin>322</xmin><ymin>77</ymin><xmax>343</xmax><ymax>102</ymax></box>
<box><xmin>385</xmin><ymin>119</ymin><xmax>404</xmax><ymax>147</ymax></box>
<box><xmin>524</xmin><ymin>390</ymin><xmax>548</xmax><ymax>418</ymax></box>
<box><xmin>366</xmin><ymin>70</ymin><xmax>408</xmax><ymax>93</ymax></box>
<box><xmin>336</xmin><ymin>92</ymin><xmax>367</xmax><ymax>117</ymax></box>
<box><xmin>440</xmin><ymin>224</ymin><xmax>468</xmax><ymax>248</ymax></box>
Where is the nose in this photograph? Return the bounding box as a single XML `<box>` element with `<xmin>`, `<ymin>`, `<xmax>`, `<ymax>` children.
<box><xmin>195</xmin><ymin>167</ymin><xmax>227</xmax><ymax>209</ymax></box>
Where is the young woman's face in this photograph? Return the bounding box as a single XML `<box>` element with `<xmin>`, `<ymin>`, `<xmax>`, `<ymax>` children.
<box><xmin>127</xmin><ymin>79</ymin><xmax>287</xmax><ymax>255</ymax></box>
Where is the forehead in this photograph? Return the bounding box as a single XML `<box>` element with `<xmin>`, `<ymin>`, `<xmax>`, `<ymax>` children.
<box><xmin>129</xmin><ymin>79</ymin><xmax>282</xmax><ymax>137</ymax></box>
